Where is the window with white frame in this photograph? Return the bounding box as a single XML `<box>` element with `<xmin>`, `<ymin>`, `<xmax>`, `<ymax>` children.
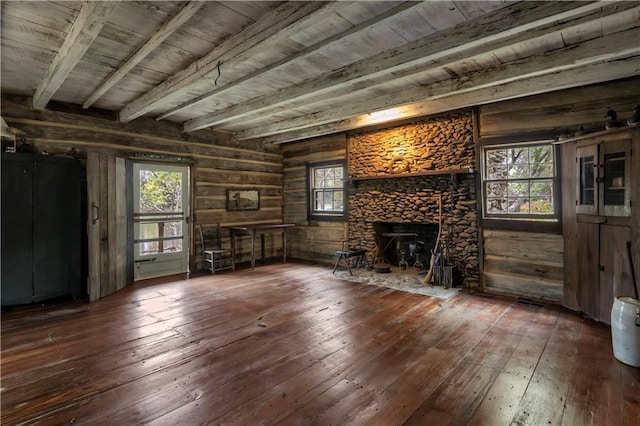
<box><xmin>482</xmin><ymin>141</ymin><xmax>557</xmax><ymax>220</ymax></box>
<box><xmin>307</xmin><ymin>161</ymin><xmax>346</xmax><ymax>220</ymax></box>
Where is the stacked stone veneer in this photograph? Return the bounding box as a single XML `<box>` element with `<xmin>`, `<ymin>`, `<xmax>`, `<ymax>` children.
<box><xmin>347</xmin><ymin>112</ymin><xmax>479</xmax><ymax>286</ymax></box>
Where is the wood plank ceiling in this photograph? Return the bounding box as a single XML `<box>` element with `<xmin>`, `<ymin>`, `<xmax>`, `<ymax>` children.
<box><xmin>1</xmin><ymin>1</ymin><xmax>639</xmax><ymax>144</ymax></box>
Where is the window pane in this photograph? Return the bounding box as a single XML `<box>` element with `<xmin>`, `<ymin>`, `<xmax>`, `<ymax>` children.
<box><xmin>335</xmin><ymin>166</ymin><xmax>343</xmax><ymax>180</ymax></box>
<box><xmin>532</xmin><ymin>162</ymin><xmax>554</xmax><ymax>178</ymax></box>
<box><xmin>487</xmin><ymin>165</ymin><xmax>508</xmax><ymax>180</ymax></box>
<box><xmin>314</xmin><ymin>191</ymin><xmax>324</xmax><ymax>210</ymax></box>
<box><xmin>322</xmin><ymin>190</ymin><xmax>332</xmax><ymax>211</ymax></box>
<box><xmin>139</xmin><ymin>170</ymin><xmax>183</xmax><ymax>213</ymax></box>
<box><xmin>508</xmin><ymin>147</ymin><xmax>529</xmax><ymax>165</ymax></box>
<box><xmin>509</xmin><ymin>198</ymin><xmax>529</xmax><ymax>214</ymax></box>
<box><xmin>314</xmin><ymin>168</ymin><xmax>325</xmax><ymax>188</ymax></box>
<box><xmin>580</xmin><ymin>156</ymin><xmax>595</xmax><ymax>205</ymax></box>
<box><xmin>487</xmin><ymin>198</ymin><xmax>507</xmax><ymax>214</ymax></box>
<box><xmin>138</xmin><ymin>241</ymin><xmax>158</xmax><ymax>256</ymax></box>
<box><xmin>140</xmin><ymin>222</ymin><xmax>158</xmax><ymax>239</ymax></box>
<box><xmin>333</xmin><ymin>191</ymin><xmax>343</xmax><ymax>210</ymax></box>
<box><xmin>487</xmin><ymin>149</ymin><xmax>508</xmax><ymax>166</ymax></box>
<box><xmin>163</xmin><ymin>220</ymin><xmax>183</xmax><ymax>239</ymax></box>
<box><xmin>486</xmin><ymin>149</ymin><xmax>508</xmax><ymax>179</ymax></box>
<box><xmin>138</xmin><ymin>220</ymin><xmax>183</xmax><ymax>255</ymax></box>
<box><xmin>486</xmin><ymin>182</ymin><xmax>507</xmax><ymax>198</ymax></box>
<box><xmin>530</xmin><ymin>197</ymin><xmax>554</xmax><ymax>214</ymax></box>
<box><xmin>530</xmin><ymin>145</ymin><xmax>552</xmax><ymax>164</ymax></box>
<box><xmin>508</xmin><ymin>181</ymin><xmax>529</xmax><ymax>198</ymax></box>
<box><xmin>531</xmin><ymin>180</ymin><xmax>552</xmax><ymax>197</ymax></box>
<box><xmin>164</xmin><ymin>238</ymin><xmax>182</xmax><ymax>253</ymax></box>
<box><xmin>509</xmin><ymin>163</ymin><xmax>530</xmax><ymax>179</ymax></box>
<box><xmin>329</xmin><ymin>170</ymin><xmax>337</xmax><ymax>188</ymax></box>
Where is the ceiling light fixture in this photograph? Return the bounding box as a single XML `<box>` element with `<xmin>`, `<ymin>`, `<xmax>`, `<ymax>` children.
<box><xmin>367</xmin><ymin>108</ymin><xmax>403</xmax><ymax>123</ymax></box>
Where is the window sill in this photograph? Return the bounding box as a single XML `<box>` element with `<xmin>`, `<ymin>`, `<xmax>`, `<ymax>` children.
<box><xmin>308</xmin><ymin>214</ymin><xmax>347</xmax><ymax>222</ymax></box>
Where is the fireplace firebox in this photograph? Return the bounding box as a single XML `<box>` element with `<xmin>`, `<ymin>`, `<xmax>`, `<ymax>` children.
<box><xmin>373</xmin><ymin>222</ymin><xmax>438</xmax><ymax>268</ymax></box>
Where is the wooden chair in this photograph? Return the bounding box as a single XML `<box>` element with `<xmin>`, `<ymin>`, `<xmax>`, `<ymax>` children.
<box><xmin>198</xmin><ymin>224</ymin><xmax>234</xmax><ymax>274</ymax></box>
<box><xmin>332</xmin><ymin>239</ymin><xmax>370</xmax><ymax>275</ymax></box>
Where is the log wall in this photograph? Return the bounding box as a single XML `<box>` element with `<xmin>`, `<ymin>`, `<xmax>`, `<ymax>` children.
<box><xmin>281</xmin><ymin>134</ymin><xmax>347</xmax><ymax>264</ymax></box>
<box><xmin>479</xmin><ymin>78</ymin><xmax>640</xmax><ymax>138</ymax></box>
<box><xmin>478</xmin><ymin>77</ymin><xmax>640</xmax><ymax>304</ymax></box>
<box><xmin>0</xmin><ymin>94</ymin><xmax>283</xmax><ymax>273</ymax></box>
<box><xmin>482</xmin><ymin>230</ymin><xmax>564</xmax><ymax>302</ymax></box>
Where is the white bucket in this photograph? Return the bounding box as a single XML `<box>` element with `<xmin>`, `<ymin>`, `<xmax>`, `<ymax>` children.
<box><xmin>610</xmin><ymin>296</ymin><xmax>640</xmax><ymax>368</ymax></box>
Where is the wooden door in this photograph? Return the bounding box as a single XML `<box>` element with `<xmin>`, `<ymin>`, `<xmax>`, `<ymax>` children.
<box><xmin>87</xmin><ymin>152</ymin><xmax>130</xmax><ymax>301</ymax></box>
<box><xmin>599</xmin><ymin>225</ymin><xmax>633</xmax><ymax>324</ymax></box>
<box><xmin>577</xmin><ymin>221</ymin><xmax>599</xmax><ymax>320</ymax></box>
<box><xmin>33</xmin><ymin>157</ymin><xmax>81</xmax><ymax>301</ymax></box>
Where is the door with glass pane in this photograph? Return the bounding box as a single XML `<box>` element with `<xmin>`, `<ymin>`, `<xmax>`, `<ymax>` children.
<box><xmin>133</xmin><ymin>163</ymin><xmax>190</xmax><ymax>280</ymax></box>
<box><xmin>600</xmin><ymin>139</ymin><xmax>631</xmax><ymax>217</ymax></box>
<box><xmin>576</xmin><ymin>144</ymin><xmax>598</xmax><ymax>215</ymax></box>
<box><xmin>575</xmin><ymin>139</ymin><xmax>631</xmax><ymax>217</ymax></box>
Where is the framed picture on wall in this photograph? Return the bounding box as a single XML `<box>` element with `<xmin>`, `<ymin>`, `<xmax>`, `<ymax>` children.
<box><xmin>226</xmin><ymin>189</ymin><xmax>260</xmax><ymax>211</ymax></box>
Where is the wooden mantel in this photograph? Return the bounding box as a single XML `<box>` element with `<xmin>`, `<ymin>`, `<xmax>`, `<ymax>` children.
<box><xmin>345</xmin><ymin>167</ymin><xmax>474</xmax><ymax>183</ymax></box>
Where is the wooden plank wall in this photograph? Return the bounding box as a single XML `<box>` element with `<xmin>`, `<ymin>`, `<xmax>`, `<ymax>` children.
<box><xmin>0</xmin><ymin>94</ymin><xmax>283</xmax><ymax>274</ymax></box>
<box><xmin>480</xmin><ymin>77</ymin><xmax>640</xmax><ymax>137</ymax></box>
<box><xmin>560</xmin><ymin>140</ymin><xmax>579</xmax><ymax>310</ymax></box>
<box><xmin>282</xmin><ymin>134</ymin><xmax>347</xmax><ymax>265</ymax></box>
<box><xmin>86</xmin><ymin>152</ymin><xmax>128</xmax><ymax>300</ymax></box>
<box><xmin>478</xmin><ymin>77</ymin><xmax>640</xmax><ymax>304</ymax></box>
<box><xmin>483</xmin><ymin>230</ymin><xmax>564</xmax><ymax>302</ymax></box>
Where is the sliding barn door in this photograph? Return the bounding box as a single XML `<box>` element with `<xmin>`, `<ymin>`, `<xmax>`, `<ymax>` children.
<box><xmin>87</xmin><ymin>152</ymin><xmax>131</xmax><ymax>301</ymax></box>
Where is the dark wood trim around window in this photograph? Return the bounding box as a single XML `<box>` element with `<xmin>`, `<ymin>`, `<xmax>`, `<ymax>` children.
<box><xmin>306</xmin><ymin>160</ymin><xmax>347</xmax><ymax>222</ymax></box>
<box><xmin>479</xmin><ymin>138</ymin><xmax>563</xmax><ymax>234</ymax></box>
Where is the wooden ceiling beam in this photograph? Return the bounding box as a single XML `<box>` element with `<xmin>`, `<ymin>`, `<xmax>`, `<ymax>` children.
<box><xmin>119</xmin><ymin>1</ymin><xmax>347</xmax><ymax>122</ymax></box>
<box><xmin>183</xmin><ymin>1</ymin><xmax>616</xmax><ymax>133</ymax></box>
<box><xmin>82</xmin><ymin>1</ymin><xmax>204</xmax><ymax>110</ymax></box>
<box><xmin>155</xmin><ymin>1</ymin><xmax>424</xmax><ymax>121</ymax></box>
<box><xmin>256</xmin><ymin>57</ymin><xmax>640</xmax><ymax>145</ymax></box>
<box><xmin>32</xmin><ymin>1</ymin><xmax>118</xmax><ymax>110</ymax></box>
<box><xmin>236</xmin><ymin>26</ymin><xmax>640</xmax><ymax>140</ymax></box>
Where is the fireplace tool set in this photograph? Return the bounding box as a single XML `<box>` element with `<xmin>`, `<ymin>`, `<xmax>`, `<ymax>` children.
<box><xmin>398</xmin><ymin>240</ymin><xmax>425</xmax><ymax>271</ymax></box>
<box><xmin>422</xmin><ymin>193</ymin><xmax>454</xmax><ymax>288</ymax></box>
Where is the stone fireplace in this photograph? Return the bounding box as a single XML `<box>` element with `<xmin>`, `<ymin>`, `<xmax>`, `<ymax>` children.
<box><xmin>346</xmin><ymin>112</ymin><xmax>479</xmax><ymax>287</ymax></box>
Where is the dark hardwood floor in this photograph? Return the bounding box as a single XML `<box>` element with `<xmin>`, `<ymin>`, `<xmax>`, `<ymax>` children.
<box><xmin>1</xmin><ymin>263</ymin><xmax>638</xmax><ymax>425</ymax></box>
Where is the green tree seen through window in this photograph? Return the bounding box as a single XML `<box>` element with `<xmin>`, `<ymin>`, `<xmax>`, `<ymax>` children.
<box><xmin>139</xmin><ymin>170</ymin><xmax>183</xmax><ymax>213</ymax></box>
